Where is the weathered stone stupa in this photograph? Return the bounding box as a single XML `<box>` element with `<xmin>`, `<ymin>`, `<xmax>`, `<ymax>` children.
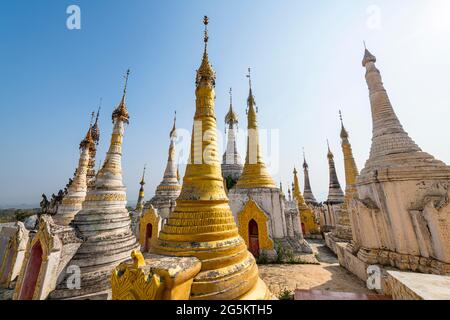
<box><xmin>222</xmin><ymin>88</ymin><xmax>243</xmax><ymax>190</ymax></box>
<box><xmin>323</xmin><ymin>142</ymin><xmax>344</xmax><ymax>232</ymax></box>
<box><xmin>47</xmin><ymin>71</ymin><xmax>139</xmax><ymax>299</ymax></box>
<box><xmin>147</xmin><ymin>112</ymin><xmax>182</xmax><ymax>222</ymax></box>
<box><xmin>137</xmin><ymin>114</ymin><xmax>182</xmax><ymax>251</ymax></box>
<box><xmin>302</xmin><ymin>152</ymin><xmax>318</xmax><ymax>206</ymax></box>
<box><xmin>87</xmin><ymin>107</ymin><xmax>101</xmax><ymax>191</ymax></box>
<box><xmin>53</xmin><ymin>125</ymin><xmax>94</xmax><ymax>226</ymax></box>
<box><xmin>339</xmin><ymin>48</ymin><xmax>450</xmax><ymax>278</ymax></box>
<box><xmin>325</xmin><ymin>114</ymin><xmax>359</xmax><ymax>253</ymax></box>
<box><xmin>111</xmin><ymin>17</ymin><xmax>271</xmax><ymax>300</ymax></box>
<box><xmin>12</xmin><ymin>118</ymin><xmax>100</xmax><ymax>300</ymax></box>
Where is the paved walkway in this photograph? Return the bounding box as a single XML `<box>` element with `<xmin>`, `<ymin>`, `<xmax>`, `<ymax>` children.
<box><xmin>259</xmin><ymin>239</ymin><xmax>375</xmax><ymax>297</ymax></box>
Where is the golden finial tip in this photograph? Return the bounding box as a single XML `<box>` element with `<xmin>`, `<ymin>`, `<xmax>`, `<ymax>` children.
<box><xmin>246</xmin><ymin>67</ymin><xmax>253</xmax><ymax>90</ymax></box>
<box><xmin>203</xmin><ymin>16</ymin><xmax>209</xmax><ymax>44</ymax></box>
<box><xmin>123</xmin><ymin>69</ymin><xmax>131</xmax><ymax>94</ymax></box>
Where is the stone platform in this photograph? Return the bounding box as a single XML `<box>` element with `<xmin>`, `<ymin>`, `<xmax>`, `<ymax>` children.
<box><xmin>324</xmin><ymin>232</ymin><xmax>348</xmax><ymax>255</ymax></box>
<box><xmin>336</xmin><ymin>242</ymin><xmax>450</xmax><ymax>300</ymax></box>
<box><xmin>385</xmin><ymin>271</ymin><xmax>450</xmax><ymax>300</ymax></box>
<box><xmin>305</xmin><ymin>234</ymin><xmax>324</xmax><ymax>240</ymax></box>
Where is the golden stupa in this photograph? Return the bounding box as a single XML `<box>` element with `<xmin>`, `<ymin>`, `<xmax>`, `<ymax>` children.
<box><xmin>235</xmin><ymin>68</ymin><xmax>276</xmax><ymax>189</ymax></box>
<box><xmin>112</xmin><ymin>16</ymin><xmax>270</xmax><ymax>300</ymax></box>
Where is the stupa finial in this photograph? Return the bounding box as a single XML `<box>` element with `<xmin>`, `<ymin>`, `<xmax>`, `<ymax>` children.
<box><xmin>327</xmin><ymin>139</ymin><xmax>334</xmax><ymax>159</ymax></box>
<box><xmin>247</xmin><ymin>67</ymin><xmax>252</xmax><ymax>92</ymax></box>
<box><xmin>362</xmin><ymin>42</ymin><xmax>377</xmax><ymax>66</ymax></box>
<box><xmin>246</xmin><ymin>67</ymin><xmax>257</xmax><ymax>113</ymax></box>
<box><xmin>112</xmin><ymin>69</ymin><xmax>130</xmax><ymax>124</ymax></box>
<box><xmin>140</xmin><ymin>165</ymin><xmax>146</xmax><ymax>186</ymax></box>
<box><xmin>196</xmin><ymin>16</ymin><xmax>215</xmax><ymax>87</ymax></box>
<box><xmin>90</xmin><ymin>111</ymin><xmax>95</xmax><ymax>126</ymax></box>
<box><xmin>339</xmin><ymin>110</ymin><xmax>349</xmax><ymax>139</ymax></box>
<box><xmin>203</xmin><ymin>15</ymin><xmax>209</xmax><ymax>48</ymax></box>
<box><xmin>170</xmin><ymin>110</ymin><xmax>177</xmax><ymax>139</ymax></box>
<box><xmin>96</xmin><ymin>98</ymin><xmax>102</xmax><ymax>122</ymax></box>
<box><xmin>123</xmin><ymin>69</ymin><xmax>130</xmax><ymax>95</ymax></box>
<box><xmin>225</xmin><ymin>87</ymin><xmax>238</xmax><ymax>127</ymax></box>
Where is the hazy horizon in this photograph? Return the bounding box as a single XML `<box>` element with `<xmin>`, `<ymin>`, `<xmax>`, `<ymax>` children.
<box><xmin>1</xmin><ymin>0</ymin><xmax>450</xmax><ymax>207</ymax></box>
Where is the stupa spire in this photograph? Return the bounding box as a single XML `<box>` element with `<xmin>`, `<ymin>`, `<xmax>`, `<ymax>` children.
<box><xmin>91</xmin><ymin>99</ymin><xmax>101</xmax><ymax>145</ymax></box>
<box><xmin>155</xmin><ymin>112</ymin><xmax>181</xmax><ymax>192</ymax></box>
<box><xmin>86</xmin><ymin>102</ymin><xmax>101</xmax><ymax>191</ymax></box>
<box><xmin>293</xmin><ymin>167</ymin><xmax>307</xmax><ymax>207</ymax></box>
<box><xmin>196</xmin><ymin>16</ymin><xmax>215</xmax><ymax>88</ymax></box>
<box><xmin>112</xmin><ymin>69</ymin><xmax>130</xmax><ymax>124</ymax></box>
<box><xmin>223</xmin><ymin>87</ymin><xmax>242</xmax><ymax>167</ymax></box>
<box><xmin>170</xmin><ymin>111</ymin><xmax>177</xmax><ymax>139</ymax></box>
<box><xmin>147</xmin><ymin>113</ymin><xmax>182</xmax><ymax>219</ymax></box>
<box><xmin>152</xmin><ymin>17</ymin><xmax>270</xmax><ymax>300</ymax></box>
<box><xmin>136</xmin><ymin>165</ymin><xmax>146</xmax><ymax>211</ymax></box>
<box><xmin>54</xmin><ymin>118</ymin><xmax>94</xmax><ymax>225</ymax></box>
<box><xmin>326</xmin><ymin>141</ymin><xmax>344</xmax><ymax>204</ymax></box>
<box><xmin>339</xmin><ymin>111</ymin><xmax>358</xmax><ymax>189</ymax></box>
<box><xmin>235</xmin><ymin>68</ymin><xmax>276</xmax><ymax>189</ymax></box>
<box><xmin>225</xmin><ymin>87</ymin><xmax>238</xmax><ymax>129</ymax></box>
<box><xmin>51</xmin><ymin>75</ymin><xmax>139</xmax><ymax>298</ymax></box>
<box><xmin>73</xmin><ymin>70</ymin><xmax>134</xmax><ymax>233</ymax></box>
<box><xmin>302</xmin><ymin>149</ymin><xmax>318</xmax><ymax>205</ymax></box>
<box><xmin>337</xmin><ymin>111</ymin><xmax>359</xmax><ymax>240</ymax></box>
<box><xmin>361</xmin><ymin>46</ymin><xmax>427</xmax><ymax>174</ymax></box>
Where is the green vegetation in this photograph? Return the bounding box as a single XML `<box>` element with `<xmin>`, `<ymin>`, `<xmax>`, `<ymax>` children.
<box><xmin>277</xmin><ymin>288</ymin><xmax>294</xmax><ymax>300</ymax></box>
<box><xmin>257</xmin><ymin>241</ymin><xmax>319</xmax><ymax>265</ymax></box>
<box><xmin>256</xmin><ymin>252</ymin><xmax>269</xmax><ymax>264</ymax></box>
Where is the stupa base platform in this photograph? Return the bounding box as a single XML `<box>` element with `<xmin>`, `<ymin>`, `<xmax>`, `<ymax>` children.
<box><xmin>276</xmin><ymin>238</ymin><xmax>313</xmax><ymax>256</ymax></box>
<box><xmin>385</xmin><ymin>270</ymin><xmax>450</xmax><ymax>300</ymax></box>
<box><xmin>324</xmin><ymin>232</ymin><xmax>350</xmax><ymax>255</ymax></box>
<box><xmin>336</xmin><ymin>242</ymin><xmax>450</xmax><ymax>299</ymax></box>
<box><xmin>304</xmin><ymin>232</ymin><xmax>324</xmax><ymax>240</ymax></box>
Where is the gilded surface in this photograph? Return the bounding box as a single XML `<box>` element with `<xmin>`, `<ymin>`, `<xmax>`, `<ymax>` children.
<box><xmin>111</xmin><ymin>263</ymin><xmax>162</xmax><ymax>300</ymax></box>
<box><xmin>111</xmin><ymin>251</ymin><xmax>201</xmax><ymax>300</ymax></box>
<box><xmin>84</xmin><ymin>193</ymin><xmax>127</xmax><ymax>202</ymax></box>
<box><xmin>235</xmin><ymin>77</ymin><xmax>276</xmax><ymax>190</ymax></box>
<box><xmin>293</xmin><ymin>168</ymin><xmax>320</xmax><ymax>235</ymax></box>
<box><xmin>148</xmin><ymin>17</ymin><xmax>270</xmax><ymax>300</ymax></box>
<box><xmin>139</xmin><ymin>206</ymin><xmax>160</xmax><ymax>250</ymax></box>
<box><xmin>237</xmin><ymin>199</ymin><xmax>274</xmax><ymax>250</ymax></box>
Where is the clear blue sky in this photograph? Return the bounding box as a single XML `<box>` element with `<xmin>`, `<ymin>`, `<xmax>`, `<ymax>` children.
<box><xmin>1</xmin><ymin>0</ymin><xmax>450</xmax><ymax>207</ymax></box>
